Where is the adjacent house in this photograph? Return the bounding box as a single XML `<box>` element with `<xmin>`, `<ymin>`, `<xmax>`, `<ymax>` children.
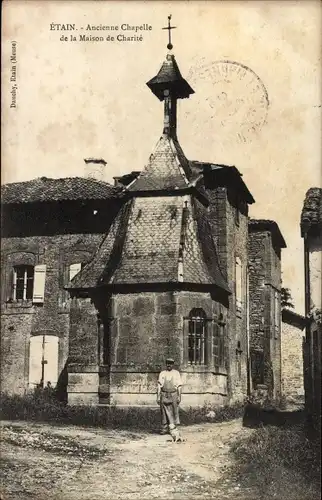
<box><xmin>1</xmin><ymin>173</ymin><xmax>122</xmax><ymax>395</ymax></box>
<box><xmin>301</xmin><ymin>187</ymin><xmax>322</xmax><ymax>427</ymax></box>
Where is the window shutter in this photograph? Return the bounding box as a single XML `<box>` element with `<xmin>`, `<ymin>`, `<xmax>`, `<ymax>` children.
<box><xmin>32</xmin><ymin>264</ymin><xmax>46</xmax><ymax>303</ymax></box>
<box><xmin>69</xmin><ymin>263</ymin><xmax>82</xmax><ymax>282</ymax></box>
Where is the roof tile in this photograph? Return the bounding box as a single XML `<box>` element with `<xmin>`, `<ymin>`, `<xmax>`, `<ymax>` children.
<box><xmin>112</xmin><ymin>196</ymin><xmax>183</xmax><ymax>283</ymax></box>
<box><xmin>1</xmin><ymin>177</ymin><xmax>120</xmax><ymax>204</ymax></box>
<box><xmin>301</xmin><ymin>187</ymin><xmax>322</xmax><ymax>234</ymax></box>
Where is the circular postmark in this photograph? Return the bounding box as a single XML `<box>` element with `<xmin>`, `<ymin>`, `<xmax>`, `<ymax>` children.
<box><xmin>186</xmin><ymin>60</ymin><xmax>269</xmax><ymax>144</ymax></box>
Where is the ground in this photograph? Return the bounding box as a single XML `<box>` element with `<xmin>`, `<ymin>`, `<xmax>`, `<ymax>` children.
<box><xmin>1</xmin><ymin>419</ymin><xmax>258</xmax><ymax>500</ymax></box>
<box><xmin>1</xmin><ymin>417</ymin><xmax>319</xmax><ymax>500</ymax></box>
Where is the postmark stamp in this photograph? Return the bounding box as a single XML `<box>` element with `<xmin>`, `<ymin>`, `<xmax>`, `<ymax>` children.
<box><xmin>187</xmin><ymin>59</ymin><xmax>269</xmax><ymax>144</ymax></box>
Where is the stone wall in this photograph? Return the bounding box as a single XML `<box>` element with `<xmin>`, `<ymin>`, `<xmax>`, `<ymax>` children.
<box><xmin>248</xmin><ymin>232</ymin><xmax>267</xmax><ymax>352</ymax></box>
<box><xmin>268</xmin><ymin>237</ymin><xmax>282</xmax><ymax>399</ymax></box>
<box><xmin>95</xmin><ymin>290</ymin><xmax>229</xmax><ymax>406</ymax></box>
<box><xmin>207</xmin><ymin>187</ymin><xmax>249</xmax><ymax>403</ymax></box>
<box><xmin>281</xmin><ymin>319</ymin><xmax>305</xmax><ymax>404</ymax></box>
<box><xmin>248</xmin><ymin>229</ymin><xmax>282</xmax><ymax>399</ymax></box>
<box><xmin>67</xmin><ymin>297</ymin><xmax>101</xmax><ymax>405</ymax></box>
<box><xmin>1</xmin><ymin>232</ymin><xmax>103</xmax><ymax>395</ymax></box>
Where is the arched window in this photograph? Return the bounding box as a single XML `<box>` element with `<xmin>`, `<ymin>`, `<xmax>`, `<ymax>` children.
<box><xmin>188</xmin><ymin>308</ymin><xmax>207</xmax><ymax>365</ymax></box>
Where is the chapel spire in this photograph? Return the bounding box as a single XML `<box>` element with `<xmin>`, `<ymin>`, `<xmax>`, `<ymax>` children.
<box><xmin>146</xmin><ymin>15</ymin><xmax>194</xmax><ymax>139</ymax></box>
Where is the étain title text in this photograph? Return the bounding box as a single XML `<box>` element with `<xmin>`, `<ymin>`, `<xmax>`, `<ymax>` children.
<box><xmin>50</xmin><ymin>23</ymin><xmax>153</xmax><ymax>43</ymax></box>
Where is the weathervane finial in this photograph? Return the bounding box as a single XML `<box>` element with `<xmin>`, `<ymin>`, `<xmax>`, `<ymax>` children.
<box><xmin>162</xmin><ymin>14</ymin><xmax>176</xmax><ymax>50</ymax></box>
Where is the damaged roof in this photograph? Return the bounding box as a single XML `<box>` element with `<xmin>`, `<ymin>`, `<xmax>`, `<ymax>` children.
<box><xmin>1</xmin><ymin>177</ymin><xmax>121</xmax><ymax>204</ymax></box>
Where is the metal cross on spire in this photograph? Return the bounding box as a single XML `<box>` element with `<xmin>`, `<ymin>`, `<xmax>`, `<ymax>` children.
<box><xmin>162</xmin><ymin>15</ymin><xmax>176</xmax><ymax>50</ymax></box>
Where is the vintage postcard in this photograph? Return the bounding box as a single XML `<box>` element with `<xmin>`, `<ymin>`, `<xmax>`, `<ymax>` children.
<box><xmin>1</xmin><ymin>1</ymin><xmax>321</xmax><ymax>499</ymax></box>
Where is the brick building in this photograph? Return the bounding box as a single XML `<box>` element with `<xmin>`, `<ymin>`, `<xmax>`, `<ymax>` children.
<box><xmin>1</xmin><ymin>48</ymin><xmax>285</xmax><ymax>406</ymax></box>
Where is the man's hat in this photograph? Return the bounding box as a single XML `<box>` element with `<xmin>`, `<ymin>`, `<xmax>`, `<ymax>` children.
<box><xmin>166</xmin><ymin>357</ymin><xmax>175</xmax><ymax>364</ymax></box>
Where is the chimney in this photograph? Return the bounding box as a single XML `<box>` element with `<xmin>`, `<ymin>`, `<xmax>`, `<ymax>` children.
<box><xmin>84</xmin><ymin>158</ymin><xmax>107</xmax><ymax>181</ymax></box>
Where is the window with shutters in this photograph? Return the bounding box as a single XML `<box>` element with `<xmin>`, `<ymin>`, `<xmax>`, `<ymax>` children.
<box><xmin>188</xmin><ymin>308</ymin><xmax>207</xmax><ymax>365</ymax></box>
<box><xmin>12</xmin><ymin>265</ymin><xmax>34</xmax><ymax>300</ymax></box>
<box><xmin>29</xmin><ymin>335</ymin><xmax>59</xmax><ymax>388</ymax></box>
<box><xmin>10</xmin><ymin>264</ymin><xmax>46</xmax><ymax>303</ymax></box>
<box><xmin>235</xmin><ymin>257</ymin><xmax>243</xmax><ymax>313</ymax></box>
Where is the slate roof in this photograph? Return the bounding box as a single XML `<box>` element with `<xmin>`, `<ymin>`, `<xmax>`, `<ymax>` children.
<box><xmin>112</xmin><ymin>197</ymin><xmax>182</xmax><ymax>284</ymax></box>
<box><xmin>301</xmin><ymin>187</ymin><xmax>322</xmax><ymax>236</ymax></box>
<box><xmin>126</xmin><ymin>135</ymin><xmax>194</xmax><ymax>193</ymax></box>
<box><xmin>69</xmin><ymin>201</ymin><xmax>132</xmax><ymax>289</ymax></box>
<box><xmin>68</xmin><ymin>194</ymin><xmax>230</xmax><ymax>292</ymax></box>
<box><xmin>249</xmin><ymin>219</ymin><xmax>287</xmax><ymax>248</ymax></box>
<box><xmin>1</xmin><ymin>177</ymin><xmax>120</xmax><ymax>204</ymax></box>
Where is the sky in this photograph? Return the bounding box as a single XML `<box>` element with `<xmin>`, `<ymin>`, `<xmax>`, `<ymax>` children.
<box><xmin>2</xmin><ymin>0</ymin><xmax>321</xmax><ymax>314</ymax></box>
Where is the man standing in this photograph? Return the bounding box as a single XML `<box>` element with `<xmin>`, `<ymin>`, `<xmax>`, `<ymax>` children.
<box><xmin>157</xmin><ymin>358</ymin><xmax>182</xmax><ymax>435</ymax></box>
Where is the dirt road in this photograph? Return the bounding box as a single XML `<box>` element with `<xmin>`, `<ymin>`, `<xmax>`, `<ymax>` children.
<box><xmin>1</xmin><ymin>419</ymin><xmax>257</xmax><ymax>500</ymax></box>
